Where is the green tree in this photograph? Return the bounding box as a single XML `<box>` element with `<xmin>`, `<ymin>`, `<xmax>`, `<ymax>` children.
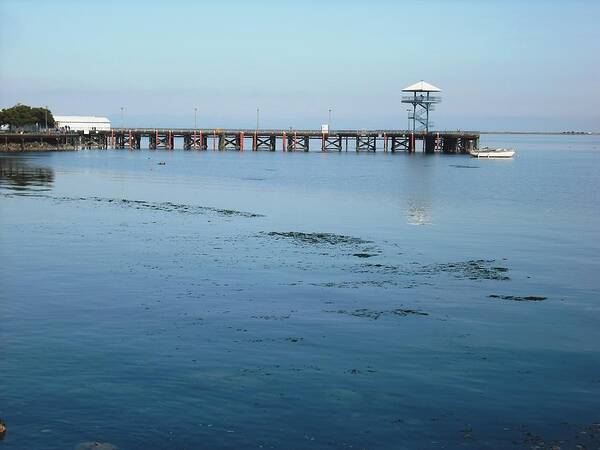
<box><xmin>0</xmin><ymin>104</ymin><xmax>55</xmax><ymax>129</ymax></box>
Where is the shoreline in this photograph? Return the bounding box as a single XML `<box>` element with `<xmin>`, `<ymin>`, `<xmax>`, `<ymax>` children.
<box><xmin>479</xmin><ymin>131</ymin><xmax>598</xmax><ymax>135</ymax></box>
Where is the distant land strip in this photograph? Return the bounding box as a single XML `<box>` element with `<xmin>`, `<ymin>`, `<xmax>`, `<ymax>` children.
<box><xmin>478</xmin><ymin>131</ymin><xmax>598</xmax><ymax>135</ymax></box>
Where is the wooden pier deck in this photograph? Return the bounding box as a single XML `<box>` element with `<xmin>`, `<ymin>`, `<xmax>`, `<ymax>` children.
<box><xmin>1</xmin><ymin>129</ymin><xmax>480</xmax><ymax>153</ymax></box>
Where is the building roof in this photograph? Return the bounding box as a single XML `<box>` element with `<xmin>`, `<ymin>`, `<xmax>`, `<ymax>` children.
<box><xmin>54</xmin><ymin>115</ymin><xmax>111</xmax><ymax>123</ymax></box>
<box><xmin>402</xmin><ymin>81</ymin><xmax>441</xmax><ymax>92</ymax></box>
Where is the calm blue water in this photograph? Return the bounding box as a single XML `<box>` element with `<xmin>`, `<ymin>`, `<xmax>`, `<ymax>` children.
<box><xmin>1</xmin><ymin>136</ymin><xmax>599</xmax><ymax>449</ymax></box>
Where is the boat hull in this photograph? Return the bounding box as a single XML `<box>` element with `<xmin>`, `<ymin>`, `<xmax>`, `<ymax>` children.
<box><xmin>470</xmin><ymin>150</ymin><xmax>515</xmax><ymax>158</ymax></box>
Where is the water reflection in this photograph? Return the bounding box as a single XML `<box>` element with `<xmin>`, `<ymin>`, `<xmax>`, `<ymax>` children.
<box><xmin>406</xmin><ymin>199</ymin><xmax>432</xmax><ymax>225</ymax></box>
<box><xmin>404</xmin><ymin>156</ymin><xmax>433</xmax><ymax>225</ymax></box>
<box><xmin>0</xmin><ymin>156</ymin><xmax>54</xmax><ymax>192</ymax></box>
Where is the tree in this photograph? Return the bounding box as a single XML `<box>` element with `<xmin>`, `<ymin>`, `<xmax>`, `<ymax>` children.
<box><xmin>0</xmin><ymin>104</ymin><xmax>55</xmax><ymax>129</ymax></box>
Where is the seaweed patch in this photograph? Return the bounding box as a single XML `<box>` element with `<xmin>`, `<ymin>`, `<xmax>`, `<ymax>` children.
<box><xmin>325</xmin><ymin>308</ymin><xmax>428</xmax><ymax>320</ymax></box>
<box><xmin>265</xmin><ymin>231</ymin><xmax>371</xmax><ymax>246</ymax></box>
<box><xmin>1</xmin><ymin>192</ymin><xmax>264</xmax><ymax>218</ymax></box>
<box><xmin>420</xmin><ymin>260</ymin><xmax>510</xmax><ymax>281</ymax></box>
<box><xmin>489</xmin><ymin>294</ymin><xmax>547</xmax><ymax>302</ymax></box>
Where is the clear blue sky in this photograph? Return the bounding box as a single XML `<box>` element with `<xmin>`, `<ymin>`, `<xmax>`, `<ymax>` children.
<box><xmin>1</xmin><ymin>0</ymin><xmax>599</xmax><ymax>131</ymax></box>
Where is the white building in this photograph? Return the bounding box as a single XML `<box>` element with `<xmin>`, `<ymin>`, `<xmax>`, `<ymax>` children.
<box><xmin>54</xmin><ymin>115</ymin><xmax>111</xmax><ymax>133</ymax></box>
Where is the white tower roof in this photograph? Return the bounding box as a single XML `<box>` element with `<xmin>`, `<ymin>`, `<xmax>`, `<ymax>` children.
<box><xmin>402</xmin><ymin>80</ymin><xmax>441</xmax><ymax>92</ymax></box>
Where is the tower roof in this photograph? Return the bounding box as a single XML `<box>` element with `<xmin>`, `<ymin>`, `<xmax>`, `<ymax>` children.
<box><xmin>402</xmin><ymin>80</ymin><xmax>441</xmax><ymax>92</ymax></box>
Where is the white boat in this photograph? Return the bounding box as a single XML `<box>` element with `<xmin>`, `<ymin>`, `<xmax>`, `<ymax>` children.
<box><xmin>469</xmin><ymin>147</ymin><xmax>515</xmax><ymax>158</ymax></box>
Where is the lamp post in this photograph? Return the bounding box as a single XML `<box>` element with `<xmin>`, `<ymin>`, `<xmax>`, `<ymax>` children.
<box><xmin>194</xmin><ymin>107</ymin><xmax>197</xmax><ymax>129</ymax></box>
<box><xmin>120</xmin><ymin>107</ymin><xmax>124</xmax><ymax>129</ymax></box>
<box><xmin>406</xmin><ymin>108</ymin><xmax>411</xmax><ymax>131</ymax></box>
<box><xmin>256</xmin><ymin>108</ymin><xmax>259</xmax><ymax>131</ymax></box>
<box><xmin>44</xmin><ymin>105</ymin><xmax>48</xmax><ymax>132</ymax></box>
<box><xmin>328</xmin><ymin>108</ymin><xmax>332</xmax><ymax>131</ymax></box>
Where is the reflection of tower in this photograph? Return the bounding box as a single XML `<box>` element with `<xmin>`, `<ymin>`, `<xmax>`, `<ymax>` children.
<box><xmin>403</xmin><ymin>155</ymin><xmax>433</xmax><ymax>225</ymax></box>
<box><xmin>406</xmin><ymin>199</ymin><xmax>432</xmax><ymax>226</ymax></box>
<box><xmin>402</xmin><ymin>81</ymin><xmax>441</xmax><ymax>132</ymax></box>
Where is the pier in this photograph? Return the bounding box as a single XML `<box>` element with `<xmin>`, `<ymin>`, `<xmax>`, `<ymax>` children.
<box><xmin>1</xmin><ymin>129</ymin><xmax>480</xmax><ymax>154</ymax></box>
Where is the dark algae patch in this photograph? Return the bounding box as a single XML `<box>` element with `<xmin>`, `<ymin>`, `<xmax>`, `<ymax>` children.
<box><xmin>517</xmin><ymin>422</ymin><xmax>600</xmax><ymax>449</ymax></box>
<box><xmin>1</xmin><ymin>192</ymin><xmax>264</xmax><ymax>218</ymax></box>
<box><xmin>325</xmin><ymin>259</ymin><xmax>511</xmax><ymax>290</ymax></box>
<box><xmin>265</xmin><ymin>231</ymin><xmax>371</xmax><ymax>246</ymax></box>
<box><xmin>314</xmin><ymin>280</ymin><xmax>400</xmax><ymax>289</ymax></box>
<box><xmin>326</xmin><ymin>308</ymin><xmax>429</xmax><ymax>320</ymax></box>
<box><xmin>354</xmin><ymin>259</ymin><xmax>509</xmax><ymax>280</ymax></box>
<box><xmin>353</xmin><ymin>252</ymin><xmax>377</xmax><ymax>258</ymax></box>
<box><xmin>81</xmin><ymin>196</ymin><xmax>264</xmax><ymax>218</ymax></box>
<box><xmin>421</xmin><ymin>259</ymin><xmax>510</xmax><ymax>281</ymax></box>
<box><xmin>74</xmin><ymin>443</ymin><xmax>118</xmax><ymax>450</ymax></box>
<box><xmin>489</xmin><ymin>294</ymin><xmax>547</xmax><ymax>302</ymax></box>
<box><xmin>251</xmin><ymin>314</ymin><xmax>291</xmax><ymax>320</ymax></box>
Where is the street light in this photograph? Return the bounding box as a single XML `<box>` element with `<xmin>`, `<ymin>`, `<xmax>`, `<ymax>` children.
<box><xmin>256</xmin><ymin>108</ymin><xmax>260</xmax><ymax>131</ymax></box>
<box><xmin>44</xmin><ymin>105</ymin><xmax>48</xmax><ymax>131</ymax></box>
<box><xmin>120</xmin><ymin>107</ymin><xmax>124</xmax><ymax>129</ymax></box>
<box><xmin>194</xmin><ymin>107</ymin><xmax>198</xmax><ymax>129</ymax></box>
<box><xmin>328</xmin><ymin>108</ymin><xmax>332</xmax><ymax>130</ymax></box>
<box><xmin>406</xmin><ymin>108</ymin><xmax>411</xmax><ymax>131</ymax></box>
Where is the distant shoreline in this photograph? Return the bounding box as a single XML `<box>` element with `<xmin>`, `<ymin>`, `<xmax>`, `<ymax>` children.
<box><xmin>479</xmin><ymin>131</ymin><xmax>598</xmax><ymax>136</ymax></box>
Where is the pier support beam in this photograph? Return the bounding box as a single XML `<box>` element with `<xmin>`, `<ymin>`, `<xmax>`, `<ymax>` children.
<box><xmin>425</xmin><ymin>135</ymin><xmax>438</xmax><ymax>153</ymax></box>
<box><xmin>150</xmin><ymin>131</ymin><xmax>173</xmax><ymax>150</ymax></box>
<box><xmin>464</xmin><ymin>136</ymin><xmax>477</xmax><ymax>153</ymax></box>
<box><xmin>115</xmin><ymin>132</ymin><xmax>124</xmax><ymax>149</ymax></box>
<box><xmin>408</xmin><ymin>133</ymin><xmax>416</xmax><ymax>152</ymax></box>
<box><xmin>390</xmin><ymin>135</ymin><xmax>409</xmax><ymax>152</ymax></box>
<box><xmin>442</xmin><ymin>136</ymin><xmax>458</xmax><ymax>153</ymax></box>
<box><xmin>287</xmin><ymin>133</ymin><xmax>309</xmax><ymax>152</ymax></box>
<box><xmin>116</xmin><ymin>132</ymin><xmax>140</xmax><ymax>149</ymax></box>
<box><xmin>81</xmin><ymin>133</ymin><xmax>108</xmax><ymax>149</ymax></box>
<box><xmin>356</xmin><ymin>134</ymin><xmax>376</xmax><ymax>152</ymax></box>
<box><xmin>218</xmin><ymin>134</ymin><xmax>241</xmax><ymax>151</ymax></box>
<box><xmin>253</xmin><ymin>134</ymin><xmax>276</xmax><ymax>151</ymax></box>
<box><xmin>183</xmin><ymin>132</ymin><xmax>207</xmax><ymax>150</ymax></box>
<box><xmin>322</xmin><ymin>134</ymin><xmax>342</xmax><ymax>152</ymax></box>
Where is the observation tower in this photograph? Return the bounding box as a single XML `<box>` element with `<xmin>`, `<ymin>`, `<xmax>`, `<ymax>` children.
<box><xmin>402</xmin><ymin>81</ymin><xmax>441</xmax><ymax>132</ymax></box>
